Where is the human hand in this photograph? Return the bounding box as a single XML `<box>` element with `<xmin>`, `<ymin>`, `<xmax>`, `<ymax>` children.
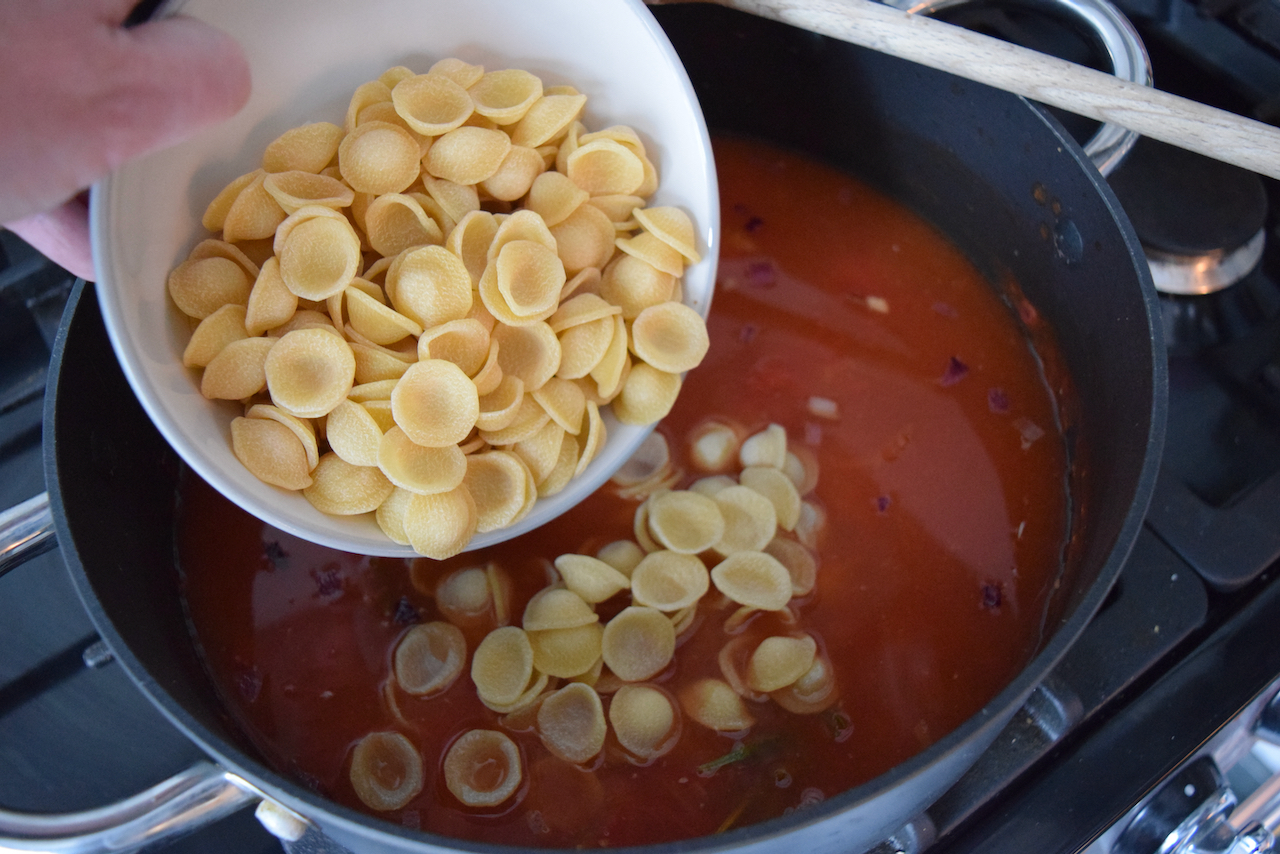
<box><xmin>0</xmin><ymin>0</ymin><xmax>251</xmax><ymax>279</ymax></box>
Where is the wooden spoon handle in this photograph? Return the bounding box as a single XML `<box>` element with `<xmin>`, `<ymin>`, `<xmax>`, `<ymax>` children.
<box><xmin>656</xmin><ymin>0</ymin><xmax>1280</xmax><ymax>180</ymax></box>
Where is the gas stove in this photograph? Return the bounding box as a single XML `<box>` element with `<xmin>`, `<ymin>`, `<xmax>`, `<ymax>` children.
<box><xmin>1</xmin><ymin>2</ymin><xmax>1279</xmax><ymax>852</ymax></box>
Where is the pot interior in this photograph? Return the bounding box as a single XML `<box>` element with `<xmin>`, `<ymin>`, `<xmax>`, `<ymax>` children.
<box><xmin>47</xmin><ymin>6</ymin><xmax>1164</xmax><ymax>852</ymax></box>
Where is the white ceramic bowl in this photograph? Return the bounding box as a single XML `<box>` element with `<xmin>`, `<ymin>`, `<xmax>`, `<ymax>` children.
<box><xmin>90</xmin><ymin>0</ymin><xmax>718</xmax><ymax>557</ymax></box>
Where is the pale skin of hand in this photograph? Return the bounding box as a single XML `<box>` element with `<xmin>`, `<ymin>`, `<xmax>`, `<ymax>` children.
<box><xmin>0</xmin><ymin>0</ymin><xmax>251</xmax><ymax>280</ymax></box>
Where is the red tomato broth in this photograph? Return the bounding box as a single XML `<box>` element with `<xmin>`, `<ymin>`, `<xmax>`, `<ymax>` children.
<box><xmin>178</xmin><ymin>135</ymin><xmax>1071</xmax><ymax>848</ymax></box>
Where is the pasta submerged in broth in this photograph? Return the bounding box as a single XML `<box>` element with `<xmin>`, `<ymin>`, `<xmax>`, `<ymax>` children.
<box><xmin>168</xmin><ymin>59</ymin><xmax>708</xmax><ymax>558</ymax></box>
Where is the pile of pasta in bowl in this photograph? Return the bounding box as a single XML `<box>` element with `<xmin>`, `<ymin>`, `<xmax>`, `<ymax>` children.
<box><xmin>166</xmin><ymin>59</ymin><xmax>709</xmax><ymax>559</ymax></box>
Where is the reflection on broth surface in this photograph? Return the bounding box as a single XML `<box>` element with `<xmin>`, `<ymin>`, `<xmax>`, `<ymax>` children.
<box><xmin>179</xmin><ymin>136</ymin><xmax>1071</xmax><ymax>847</ymax></box>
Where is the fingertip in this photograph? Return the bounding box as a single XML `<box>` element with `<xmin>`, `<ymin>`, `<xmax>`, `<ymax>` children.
<box><xmin>6</xmin><ymin>197</ymin><xmax>95</xmax><ymax>281</ymax></box>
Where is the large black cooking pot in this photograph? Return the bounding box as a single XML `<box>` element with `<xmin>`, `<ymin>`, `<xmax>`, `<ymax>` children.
<box><xmin>31</xmin><ymin>6</ymin><xmax>1165</xmax><ymax>853</ymax></box>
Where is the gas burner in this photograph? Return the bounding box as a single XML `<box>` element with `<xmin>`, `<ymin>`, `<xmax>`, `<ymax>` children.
<box><xmin>1106</xmin><ymin>136</ymin><xmax>1280</xmax><ymax>351</ymax></box>
<box><xmin>1108</xmin><ymin>136</ymin><xmax>1269</xmax><ymax>295</ymax></box>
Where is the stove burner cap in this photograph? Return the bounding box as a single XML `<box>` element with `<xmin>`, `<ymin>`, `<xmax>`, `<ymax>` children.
<box><xmin>1109</xmin><ymin>137</ymin><xmax>1268</xmax><ymax>295</ymax></box>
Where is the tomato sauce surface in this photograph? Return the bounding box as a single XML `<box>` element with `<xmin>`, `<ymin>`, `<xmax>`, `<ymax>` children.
<box><xmin>180</xmin><ymin>136</ymin><xmax>1070</xmax><ymax>847</ymax></box>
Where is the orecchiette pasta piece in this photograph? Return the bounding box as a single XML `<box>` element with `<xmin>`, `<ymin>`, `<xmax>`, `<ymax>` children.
<box><xmin>200</xmin><ymin>336</ymin><xmax>274</xmax><ymax>400</ymax></box>
<box><xmin>263</xmin><ymin>327</ymin><xmax>355</xmax><ymax>418</ymax></box>
<box><xmin>740</xmin><ymin>423</ymin><xmax>788</xmax><ymax>470</ymax></box>
<box><xmin>679</xmin><ymin>678</ymin><xmax>755</xmax><ymax>733</ymax></box>
<box><xmin>795</xmin><ymin>500</ymin><xmax>828</xmax><ymax>550</ymax></box>
<box><xmin>537</xmin><ymin>682</ymin><xmax>606</xmax><ymax>765</ymax></box>
<box><xmin>168</xmin><ymin>256</ymin><xmax>252</xmax><ymax>320</ymax></box>
<box><xmin>712</xmin><ymin>485</ymin><xmax>779</xmax><ymax>555</ymax></box>
<box><xmin>390</xmin><ymin>359</ymin><xmax>479</xmax><ymax>448</ymax></box>
<box><xmin>387</xmin><ymin>244</ymin><xmax>473</xmax><ymax>329</ymax></box>
<box><xmin>262</xmin><ymin>170</ymin><xmax>354</xmax><ymax>214</ymax></box>
<box><xmin>221</xmin><ymin>171</ymin><xmax>286</xmax><ymax>243</ymax></box>
<box><xmin>763</xmin><ymin>537</ymin><xmax>819</xmax><ymax>597</ymax></box>
<box><xmin>587</xmin><ymin>193</ymin><xmax>646</xmax><ymax>226</ymax></box>
<box><xmin>710</xmin><ymin>550</ymin><xmax>793</xmax><ymax>612</ymax></box>
<box><xmin>350</xmin><ymin>732</ymin><xmax>423</xmax><ymax>811</ymax></box>
<box><xmin>201</xmin><ymin>170</ymin><xmax>258</xmax><ymax>233</ymax></box>
<box><xmin>338</xmin><ymin>120</ymin><xmax>422</xmax><ymax>194</ymax></box>
<box><xmin>688</xmin><ymin>420</ymin><xmax>741</xmax><ymax>473</ymax></box>
<box><xmin>783</xmin><ymin>444</ymin><xmax>821</xmax><ymax>496</ymax></box>
<box><xmin>303</xmin><ymin>452</ymin><xmax>395</xmax><ymax>515</ymax></box>
<box><xmin>645</xmin><ymin>490</ymin><xmax>725</xmax><ymax>555</ymax></box>
<box><xmin>553</xmin><ymin>554</ymin><xmax>630</xmax><ymax>604</ymax></box>
<box><xmin>363</xmin><ymin>193</ymin><xmax>444</xmax><ymax>257</ymax></box>
<box><xmin>589</xmin><ymin>315</ymin><xmax>631</xmax><ymax>401</ymax></box>
<box><xmin>471</xmin><ymin>625</ymin><xmax>535</xmax><ymax>708</ymax></box>
<box><xmin>478</xmin><ymin>396</ymin><xmax>551</xmax><ymax>447</ymax></box>
<box><xmin>230</xmin><ymin>416</ymin><xmax>313</xmax><ymax>490</ymax></box>
<box><xmin>317</xmin><ymin>399</ymin><xmax>379</xmax><ymax>468</ymax></box>
<box><xmin>748</xmin><ymin>634</ymin><xmax>819</xmax><ymax>693</ymax></box>
<box><xmin>610</xmin><ymin>684</ymin><xmax>679</xmax><ymax>761</ymax></box>
<box><xmin>630</xmin><ymin>301</ymin><xmax>711</xmax><ymax>374</ymax></box>
<box><xmin>549</xmin><ymin>293</ymin><xmax>621</xmax><ymax>334</ymax></box>
<box><xmin>565</xmin><ymin>139</ymin><xmax>645</xmax><ymax>196</ymax></box>
<box><xmin>601</xmin><ymin>606</ymin><xmax>675</xmax><ymax>682</ymax></box>
<box><xmin>531</xmin><ymin>376</ymin><xmax>586</xmax><ymax>436</ymax></box>
<box><xmin>276</xmin><ymin>214</ymin><xmax>362</xmax><ymax>301</ymax></box>
<box><xmin>436</xmin><ymin>566</ymin><xmax>494</xmax><ymax>624</ymax></box>
<box><xmin>475</xmin><ymin>375</ymin><xmax>525</xmax><ymax>434</ymax></box>
<box><xmin>344</xmin><ymin>79</ymin><xmax>393</xmax><ymax>132</ymax></box>
<box><xmin>509</xmin><ymin>92</ymin><xmax>587</xmax><ymax>148</ymax></box>
<box><xmin>633</xmin><ymin>205</ymin><xmax>702</xmax><ymax>263</ymax></box>
<box><xmin>401</xmin><ymin>484</ymin><xmax>477</xmax><ymax>560</ymax></box>
<box><xmin>612</xmin><ymin>362</ymin><xmax>682</xmax><ymax>426</ymax></box>
<box><xmin>573</xmin><ymin>400</ymin><xmax>607</xmax><ymax>477</ymax></box>
<box><xmin>185</xmin><ymin>238</ymin><xmax>260</xmax><ymax>280</ymax></box>
<box><xmin>522</xmin><ymin>587</ymin><xmax>598</xmax><ymax>632</ymax></box>
<box><xmin>493</xmin><ymin>321</ymin><xmax>561</xmax><ymax>392</ymax></box>
<box><xmin>391</xmin><ymin>73</ymin><xmax>473</xmax><ymax>136</ymax></box>
<box><xmin>424</xmin><ymin>126</ymin><xmax>511</xmax><ymax>185</ymax></box>
<box><xmin>375</xmin><ymin>487</ymin><xmax>415</xmax><ymax>546</ymax></box>
<box><xmin>629</xmin><ymin>550</ymin><xmax>710</xmax><ymax>612</ymax></box>
<box><xmin>345</xmin><ymin>287</ymin><xmax>422</xmax><ymax>346</ymax></box>
<box><xmin>528</xmin><ymin>623</ymin><xmax>604</xmax><ymax>680</ymax></box>
<box><xmin>470</xmin><ymin>68</ymin><xmax>543</xmax><ymax>125</ymax></box>
<box><xmin>526</xmin><ymin>170</ymin><xmax>589</xmax><ymax>228</ymax></box>
<box><xmin>183</xmin><ymin>304</ymin><xmax>248</xmax><ymax>368</ymax></box>
<box><xmin>443</xmin><ymin>729</ymin><xmax>522</xmax><ymax>809</ymax></box>
<box><xmin>244</xmin><ymin>257</ymin><xmax>298</xmax><ymax>336</ymax></box>
<box><xmin>494</xmin><ymin>240</ymin><xmax>566</xmax><ymax>322</ymax></box>
<box><xmin>596</xmin><ymin>540</ymin><xmax>646</xmax><ymax>577</ymax></box>
<box><xmin>419</xmin><ymin>318</ymin><xmax>491</xmax><ymax>379</ymax></box>
<box><xmin>599</xmin><ymin>253</ymin><xmax>676</xmax><ymax>320</ymax></box>
<box><xmin>536</xmin><ymin>432</ymin><xmax>580</xmax><ymax>499</ymax></box>
<box><xmin>444</xmin><ymin>210</ymin><xmax>499</xmax><ymax>285</ymax></box>
<box><xmin>555</xmin><ymin>316</ymin><xmax>614</xmax><ymax>380</ymax></box>
<box><xmin>462</xmin><ymin>450</ymin><xmax>529</xmax><ymax>533</ymax></box>
<box><xmin>770</xmin><ymin>653</ymin><xmax>839</xmax><ymax>714</ymax></box>
<box><xmin>262</xmin><ymin>121</ymin><xmax>344</xmax><ymax>174</ymax></box>
<box><xmin>394</xmin><ymin>621</ymin><xmax>466</xmax><ymax>696</ymax></box>
<box><xmin>512</xmin><ymin>419</ymin><xmax>565</xmax><ymax>484</ymax></box>
<box><xmin>245</xmin><ymin>403</ymin><xmax>319</xmax><ymax>470</ymax></box>
<box><xmin>377</xmin><ymin>426</ymin><xmax>467</xmax><ymax>495</ymax></box>
<box><xmin>481</xmin><ymin>145</ymin><xmax>545</xmax><ymax>202</ymax></box>
<box><xmin>615</xmin><ymin>231</ymin><xmax>684</xmax><ymax>277</ymax></box>
<box><xmin>549</xmin><ymin>202</ymin><xmax>617</xmax><ymax>275</ymax></box>
<box><xmin>740</xmin><ymin>465</ymin><xmax>803</xmax><ymax>532</ymax></box>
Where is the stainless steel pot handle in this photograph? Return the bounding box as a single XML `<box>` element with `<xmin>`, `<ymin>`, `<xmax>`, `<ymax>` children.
<box><xmin>0</xmin><ymin>493</ymin><xmax>57</xmax><ymax>580</ymax></box>
<box><xmin>0</xmin><ymin>763</ymin><xmax>258</xmax><ymax>854</ymax></box>
<box><xmin>877</xmin><ymin>0</ymin><xmax>1151</xmax><ymax>176</ymax></box>
<box><xmin>0</xmin><ymin>495</ymin><xmax>311</xmax><ymax>851</ymax></box>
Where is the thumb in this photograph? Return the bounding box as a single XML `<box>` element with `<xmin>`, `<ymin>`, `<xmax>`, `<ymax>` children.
<box><xmin>98</xmin><ymin>14</ymin><xmax>252</xmax><ymax>172</ymax></box>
